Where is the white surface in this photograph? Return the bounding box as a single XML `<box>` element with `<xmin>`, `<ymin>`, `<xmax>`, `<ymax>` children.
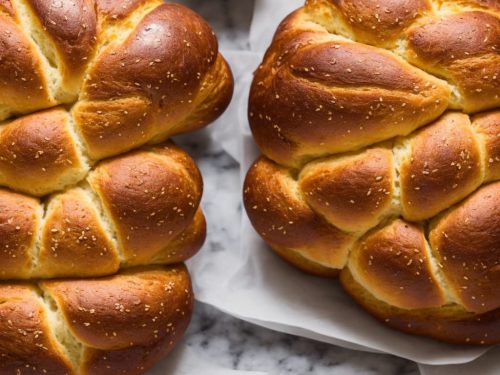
<box><xmin>187</xmin><ymin>0</ymin><xmax>498</xmax><ymax>372</ymax></box>
<box><xmin>151</xmin><ymin>344</ymin><xmax>267</xmax><ymax>374</ymax></box>
<box><xmin>249</xmin><ymin>0</ymin><xmax>304</xmax><ymax>52</ymax></box>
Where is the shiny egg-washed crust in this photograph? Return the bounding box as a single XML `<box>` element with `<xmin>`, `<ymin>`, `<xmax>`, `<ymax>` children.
<box><xmin>0</xmin><ymin>0</ymin><xmax>233</xmax><ymax>194</ymax></box>
<box><xmin>245</xmin><ymin>0</ymin><xmax>500</xmax><ymax>344</ymax></box>
<box><xmin>340</xmin><ymin>267</ymin><xmax>500</xmax><ymax>345</ymax></box>
<box><xmin>245</xmin><ymin>112</ymin><xmax>500</xmax><ymax>344</ymax></box>
<box><xmin>0</xmin><ymin>265</ymin><xmax>194</xmax><ymax>375</ymax></box>
<box><xmin>0</xmin><ymin>141</ymin><xmax>205</xmax><ymax>280</ymax></box>
<box><xmin>0</xmin><ymin>1</ymin><xmax>231</xmax><ymax>372</ymax></box>
<box><xmin>0</xmin><ymin>1</ymin><xmax>228</xmax><ymax>277</ymax></box>
<box><xmin>249</xmin><ymin>2</ymin><xmax>499</xmax><ymax>167</ymax></box>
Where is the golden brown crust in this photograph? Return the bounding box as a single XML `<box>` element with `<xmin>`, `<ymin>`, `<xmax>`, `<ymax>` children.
<box><xmin>399</xmin><ymin>112</ymin><xmax>484</xmax><ymax>221</ymax></box>
<box><xmin>407</xmin><ymin>12</ymin><xmax>499</xmax><ymax>64</ymax></box>
<box><xmin>72</xmin><ymin>97</ymin><xmax>156</xmax><ymax>160</ymax></box>
<box><xmin>0</xmin><ymin>1</ymin><xmax>228</xmax><ymax>371</ymax></box>
<box><xmin>151</xmin><ymin>208</ymin><xmax>207</xmax><ymax>265</ymax></box>
<box><xmin>39</xmin><ymin>188</ymin><xmax>120</xmax><ymax>279</ymax></box>
<box><xmin>290</xmin><ymin>42</ymin><xmax>430</xmax><ymax>91</ymax></box>
<box><xmin>341</xmin><ymin>267</ymin><xmax>499</xmax><ymax>345</ymax></box>
<box><xmin>0</xmin><ymin>285</ymin><xmax>75</xmax><ymax>374</ymax></box>
<box><xmin>0</xmin><ymin>13</ymin><xmax>54</xmax><ymax>119</ymax></box>
<box><xmin>429</xmin><ymin>182</ymin><xmax>500</xmax><ymax>314</ymax></box>
<box><xmin>0</xmin><ymin>108</ymin><xmax>88</xmax><ymax>196</ymax></box>
<box><xmin>81</xmin><ymin>333</ymin><xmax>181</xmax><ymax>375</ymax></box>
<box><xmin>76</xmin><ymin>3</ymin><xmax>231</xmax><ymax>160</ymax></box>
<box><xmin>0</xmin><ymin>266</ymin><xmax>193</xmax><ymax>374</ymax></box>
<box><xmin>26</xmin><ymin>0</ymin><xmax>97</xmax><ymax>84</ymax></box>
<box><xmin>42</xmin><ymin>265</ymin><xmax>193</xmax><ymax>352</ymax></box>
<box><xmin>244</xmin><ymin>156</ymin><xmax>356</xmax><ymax>269</ymax></box>
<box><xmin>86</xmin><ymin>1</ymin><xmax>216</xmax><ymax>103</ymax></box>
<box><xmin>270</xmin><ymin>244</ymin><xmax>341</xmax><ymax>278</ymax></box>
<box><xmin>249</xmin><ymin>2</ymin><xmax>499</xmax><ymax>166</ymax></box>
<box><xmin>247</xmin><ymin>0</ymin><xmax>499</xmax><ymax>344</ymax></box>
<box><xmin>88</xmin><ymin>142</ymin><xmax>203</xmax><ymax>266</ymax></box>
<box><xmin>0</xmin><ymin>0</ymin><xmax>233</xmax><ymax>182</ymax></box>
<box><xmin>249</xmin><ymin>10</ymin><xmax>450</xmax><ymax>167</ymax></box>
<box><xmin>348</xmin><ymin>219</ymin><xmax>446</xmax><ymax>309</ymax></box>
<box><xmin>0</xmin><ymin>141</ymin><xmax>205</xmax><ymax>280</ymax></box>
<box><xmin>246</xmin><ymin>107</ymin><xmax>500</xmax><ymax>343</ymax></box>
<box><xmin>299</xmin><ymin>148</ymin><xmax>395</xmax><ymax>233</ymax></box>
<box><xmin>81</xmin><ymin>342</ymin><xmax>170</xmax><ymax>375</ymax></box>
<box><xmin>306</xmin><ymin>0</ymin><xmax>432</xmax><ymax>47</ymax></box>
<box><xmin>167</xmin><ymin>55</ymin><xmax>234</xmax><ymax>137</ymax></box>
<box><xmin>246</xmin><ymin>111</ymin><xmax>498</xmax><ymax>272</ymax></box>
<box><xmin>472</xmin><ymin>110</ymin><xmax>500</xmax><ymax>181</ymax></box>
<box><xmin>406</xmin><ymin>11</ymin><xmax>500</xmax><ymax>113</ymax></box>
<box><xmin>0</xmin><ymin>189</ymin><xmax>39</xmax><ymax>279</ymax></box>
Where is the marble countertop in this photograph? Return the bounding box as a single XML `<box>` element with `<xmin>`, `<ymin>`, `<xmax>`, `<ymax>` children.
<box><xmin>173</xmin><ymin>0</ymin><xmax>420</xmax><ymax>373</ymax></box>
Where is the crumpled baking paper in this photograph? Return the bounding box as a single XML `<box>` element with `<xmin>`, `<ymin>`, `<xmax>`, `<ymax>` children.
<box><xmin>418</xmin><ymin>346</ymin><xmax>500</xmax><ymax>375</ymax></box>
<box><xmin>186</xmin><ymin>0</ymin><xmax>498</xmax><ymax>373</ymax></box>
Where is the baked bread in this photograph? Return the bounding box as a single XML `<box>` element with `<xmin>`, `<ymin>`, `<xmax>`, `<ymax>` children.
<box><xmin>0</xmin><ymin>0</ymin><xmax>232</xmax><ymax>372</ymax></box>
<box><xmin>0</xmin><ymin>265</ymin><xmax>193</xmax><ymax>374</ymax></box>
<box><xmin>244</xmin><ymin>0</ymin><xmax>499</xmax><ymax>345</ymax></box>
<box><xmin>0</xmin><ymin>140</ymin><xmax>206</xmax><ymax>280</ymax></box>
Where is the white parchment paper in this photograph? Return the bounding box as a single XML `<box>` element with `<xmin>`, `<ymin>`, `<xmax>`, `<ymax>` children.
<box><xmin>418</xmin><ymin>346</ymin><xmax>500</xmax><ymax>375</ymax></box>
<box><xmin>187</xmin><ymin>0</ymin><xmax>499</xmax><ymax>372</ymax></box>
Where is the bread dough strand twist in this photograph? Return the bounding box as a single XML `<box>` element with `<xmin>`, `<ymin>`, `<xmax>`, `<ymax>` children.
<box><xmin>0</xmin><ymin>0</ymin><xmax>233</xmax><ymax>372</ymax></box>
<box><xmin>245</xmin><ymin>0</ymin><xmax>500</xmax><ymax>345</ymax></box>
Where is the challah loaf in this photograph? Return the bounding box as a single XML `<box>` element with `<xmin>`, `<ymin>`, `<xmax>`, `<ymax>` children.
<box><xmin>0</xmin><ymin>0</ymin><xmax>232</xmax><ymax>372</ymax></box>
<box><xmin>245</xmin><ymin>0</ymin><xmax>499</xmax><ymax>344</ymax></box>
<box><xmin>0</xmin><ymin>265</ymin><xmax>193</xmax><ymax>374</ymax></box>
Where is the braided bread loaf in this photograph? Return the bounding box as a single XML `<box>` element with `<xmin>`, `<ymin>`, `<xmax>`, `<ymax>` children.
<box><xmin>0</xmin><ymin>265</ymin><xmax>193</xmax><ymax>374</ymax></box>
<box><xmin>0</xmin><ymin>0</ymin><xmax>232</xmax><ymax>372</ymax></box>
<box><xmin>244</xmin><ymin>0</ymin><xmax>499</xmax><ymax>345</ymax></box>
<box><xmin>0</xmin><ymin>140</ymin><xmax>205</xmax><ymax>280</ymax></box>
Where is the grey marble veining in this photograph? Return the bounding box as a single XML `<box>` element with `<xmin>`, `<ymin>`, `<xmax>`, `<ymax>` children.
<box><xmin>173</xmin><ymin>0</ymin><xmax>421</xmax><ymax>374</ymax></box>
<box><xmin>186</xmin><ymin>302</ymin><xmax>419</xmax><ymax>375</ymax></box>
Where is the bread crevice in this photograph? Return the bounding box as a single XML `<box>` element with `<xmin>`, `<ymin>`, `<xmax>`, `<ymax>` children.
<box><xmin>78</xmin><ymin>1</ymin><xmax>164</xmax><ymax>102</ymax></box>
<box><xmin>421</xmin><ymin>224</ymin><xmax>459</xmax><ymax>305</ymax></box>
<box><xmin>66</xmin><ymin>113</ymin><xmax>93</xmax><ymax>175</ymax></box>
<box><xmin>30</xmin><ymin>200</ymin><xmax>45</xmax><ymax>276</ymax></box>
<box><xmin>10</xmin><ymin>0</ymin><xmax>63</xmax><ymax>102</ymax></box>
<box><xmin>302</xmin><ymin>1</ymin><xmax>495</xmax><ymax>113</ymax></box>
<box><xmin>35</xmin><ymin>284</ymin><xmax>83</xmax><ymax>372</ymax></box>
<box><xmin>32</xmin><ymin>193</ymin><xmax>61</xmax><ymax>277</ymax></box>
<box><xmin>79</xmin><ymin>181</ymin><xmax>125</xmax><ymax>264</ymax></box>
<box><xmin>471</xmin><ymin>121</ymin><xmax>490</xmax><ymax>183</ymax></box>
